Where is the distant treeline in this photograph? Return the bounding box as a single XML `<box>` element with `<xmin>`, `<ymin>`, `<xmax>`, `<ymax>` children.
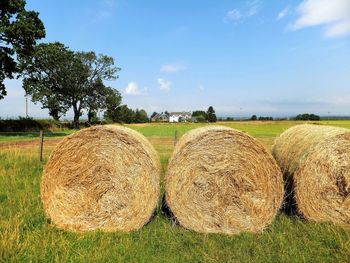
<box><xmin>218</xmin><ymin>113</ymin><xmax>350</xmax><ymax>121</ymax></box>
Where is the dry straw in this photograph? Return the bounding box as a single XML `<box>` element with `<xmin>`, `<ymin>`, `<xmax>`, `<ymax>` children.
<box><xmin>41</xmin><ymin>125</ymin><xmax>160</xmax><ymax>232</ymax></box>
<box><xmin>165</xmin><ymin>126</ymin><xmax>284</xmax><ymax>234</ymax></box>
<box><xmin>273</xmin><ymin>124</ymin><xmax>350</xmax><ymax>224</ymax></box>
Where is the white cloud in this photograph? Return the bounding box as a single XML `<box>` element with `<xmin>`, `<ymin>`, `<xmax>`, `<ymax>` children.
<box><xmin>124</xmin><ymin>82</ymin><xmax>146</xmax><ymax>95</ymax></box>
<box><xmin>225</xmin><ymin>0</ymin><xmax>260</xmax><ymax>22</ymax></box>
<box><xmin>289</xmin><ymin>0</ymin><xmax>350</xmax><ymax>38</ymax></box>
<box><xmin>160</xmin><ymin>63</ymin><xmax>186</xmax><ymax>73</ymax></box>
<box><xmin>277</xmin><ymin>6</ymin><xmax>290</xmax><ymax>20</ymax></box>
<box><xmin>157</xmin><ymin>78</ymin><xmax>171</xmax><ymax>91</ymax></box>
<box><xmin>246</xmin><ymin>0</ymin><xmax>260</xmax><ymax>17</ymax></box>
<box><xmin>199</xmin><ymin>84</ymin><xmax>204</xmax><ymax>91</ymax></box>
<box><xmin>226</xmin><ymin>9</ymin><xmax>242</xmax><ymax>21</ymax></box>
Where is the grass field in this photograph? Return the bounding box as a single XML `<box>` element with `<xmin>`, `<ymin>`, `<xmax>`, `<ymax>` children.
<box><xmin>1</xmin><ymin>121</ymin><xmax>350</xmax><ymax>262</ymax></box>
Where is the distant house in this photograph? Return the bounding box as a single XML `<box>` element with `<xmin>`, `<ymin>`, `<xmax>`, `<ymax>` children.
<box><xmin>169</xmin><ymin>112</ymin><xmax>192</xmax><ymax>123</ymax></box>
<box><xmin>151</xmin><ymin>112</ymin><xmax>169</xmax><ymax>122</ymax></box>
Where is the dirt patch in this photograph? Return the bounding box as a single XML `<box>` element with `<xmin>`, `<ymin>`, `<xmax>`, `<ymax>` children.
<box><xmin>0</xmin><ymin>138</ymin><xmax>63</xmax><ymax>149</ymax></box>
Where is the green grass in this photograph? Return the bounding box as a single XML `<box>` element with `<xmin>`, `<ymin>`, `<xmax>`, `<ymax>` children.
<box><xmin>1</xmin><ymin>121</ymin><xmax>350</xmax><ymax>262</ymax></box>
<box><xmin>0</xmin><ymin>130</ymin><xmax>74</xmax><ymax>142</ymax></box>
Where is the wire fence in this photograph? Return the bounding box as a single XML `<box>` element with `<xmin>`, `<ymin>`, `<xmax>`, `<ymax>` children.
<box><xmin>0</xmin><ymin>130</ymin><xmax>180</xmax><ymax>161</ymax></box>
<box><xmin>0</xmin><ymin>131</ymin><xmax>68</xmax><ymax>161</ymax></box>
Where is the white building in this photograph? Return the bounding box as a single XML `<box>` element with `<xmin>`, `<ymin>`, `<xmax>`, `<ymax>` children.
<box><xmin>169</xmin><ymin>112</ymin><xmax>192</xmax><ymax>123</ymax></box>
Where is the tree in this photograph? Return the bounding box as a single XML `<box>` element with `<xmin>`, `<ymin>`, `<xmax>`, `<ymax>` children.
<box><xmin>0</xmin><ymin>0</ymin><xmax>45</xmax><ymax>99</ymax></box>
<box><xmin>21</xmin><ymin>43</ymin><xmax>76</xmax><ymax>120</ymax></box>
<box><xmin>70</xmin><ymin>51</ymin><xmax>120</xmax><ymax>127</ymax></box>
<box><xmin>104</xmin><ymin>105</ymin><xmax>135</xmax><ymax>123</ymax></box>
<box><xmin>206</xmin><ymin>106</ymin><xmax>217</xmax><ymax>122</ymax></box>
<box><xmin>251</xmin><ymin>115</ymin><xmax>257</xmax><ymax>121</ymax></box>
<box><xmin>85</xmin><ymin>79</ymin><xmax>122</xmax><ymax>123</ymax></box>
<box><xmin>196</xmin><ymin>115</ymin><xmax>207</xmax><ymax>123</ymax></box>
<box><xmin>192</xmin><ymin>110</ymin><xmax>207</xmax><ymax>120</ymax></box>
<box><xmin>134</xmin><ymin>109</ymin><xmax>149</xmax><ymax>123</ymax></box>
<box><xmin>20</xmin><ymin>43</ymin><xmax>121</xmax><ymax>127</ymax></box>
<box><xmin>150</xmin><ymin>112</ymin><xmax>158</xmax><ymax>119</ymax></box>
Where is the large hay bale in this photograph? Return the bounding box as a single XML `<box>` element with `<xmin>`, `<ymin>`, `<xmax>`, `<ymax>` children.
<box><xmin>165</xmin><ymin>126</ymin><xmax>284</xmax><ymax>234</ymax></box>
<box><xmin>273</xmin><ymin>124</ymin><xmax>350</xmax><ymax>224</ymax></box>
<box><xmin>41</xmin><ymin>125</ymin><xmax>160</xmax><ymax>232</ymax></box>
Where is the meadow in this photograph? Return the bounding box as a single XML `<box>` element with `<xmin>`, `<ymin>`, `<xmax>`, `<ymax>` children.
<box><xmin>1</xmin><ymin>120</ymin><xmax>350</xmax><ymax>262</ymax></box>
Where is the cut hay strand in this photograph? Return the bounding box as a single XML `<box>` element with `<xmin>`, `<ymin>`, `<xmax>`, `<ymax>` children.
<box><xmin>41</xmin><ymin>125</ymin><xmax>160</xmax><ymax>232</ymax></box>
<box><xmin>273</xmin><ymin>124</ymin><xmax>350</xmax><ymax>224</ymax></box>
<box><xmin>165</xmin><ymin>126</ymin><xmax>284</xmax><ymax>234</ymax></box>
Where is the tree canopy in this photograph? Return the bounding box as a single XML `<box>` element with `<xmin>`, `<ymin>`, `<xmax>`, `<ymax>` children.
<box><xmin>0</xmin><ymin>0</ymin><xmax>45</xmax><ymax>99</ymax></box>
<box><xmin>20</xmin><ymin>42</ymin><xmax>121</xmax><ymax>126</ymax></box>
<box><xmin>104</xmin><ymin>105</ymin><xmax>149</xmax><ymax>124</ymax></box>
<box><xmin>206</xmin><ymin>106</ymin><xmax>217</xmax><ymax>122</ymax></box>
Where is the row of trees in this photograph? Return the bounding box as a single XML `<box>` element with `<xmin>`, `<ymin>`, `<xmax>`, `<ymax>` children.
<box><xmin>250</xmin><ymin>115</ymin><xmax>274</xmax><ymax>121</ymax></box>
<box><xmin>192</xmin><ymin>106</ymin><xmax>217</xmax><ymax>122</ymax></box>
<box><xmin>20</xmin><ymin>42</ymin><xmax>123</xmax><ymax>127</ymax></box>
<box><xmin>105</xmin><ymin>107</ymin><xmax>148</xmax><ymax>124</ymax></box>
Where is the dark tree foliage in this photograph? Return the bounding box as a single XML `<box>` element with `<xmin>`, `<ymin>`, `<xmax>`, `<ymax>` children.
<box><xmin>104</xmin><ymin>105</ymin><xmax>149</xmax><ymax>124</ymax></box>
<box><xmin>0</xmin><ymin>0</ymin><xmax>45</xmax><ymax>99</ymax></box>
<box><xmin>150</xmin><ymin>112</ymin><xmax>157</xmax><ymax>119</ymax></box>
<box><xmin>192</xmin><ymin>110</ymin><xmax>207</xmax><ymax>120</ymax></box>
<box><xmin>134</xmin><ymin>109</ymin><xmax>149</xmax><ymax>123</ymax></box>
<box><xmin>21</xmin><ymin>43</ymin><xmax>75</xmax><ymax>120</ymax></box>
<box><xmin>295</xmin><ymin>113</ymin><xmax>320</xmax><ymax>121</ymax></box>
<box><xmin>20</xmin><ymin>43</ymin><xmax>121</xmax><ymax>127</ymax></box>
<box><xmin>104</xmin><ymin>105</ymin><xmax>134</xmax><ymax>124</ymax></box>
<box><xmin>251</xmin><ymin>115</ymin><xmax>257</xmax><ymax>121</ymax></box>
<box><xmin>258</xmin><ymin>116</ymin><xmax>273</xmax><ymax>121</ymax></box>
<box><xmin>206</xmin><ymin>106</ymin><xmax>217</xmax><ymax>122</ymax></box>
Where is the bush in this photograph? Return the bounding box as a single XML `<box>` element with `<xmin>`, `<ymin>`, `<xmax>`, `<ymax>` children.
<box><xmin>195</xmin><ymin>115</ymin><xmax>207</xmax><ymax>123</ymax></box>
<box><xmin>0</xmin><ymin>117</ymin><xmax>102</xmax><ymax>132</ymax></box>
<box><xmin>0</xmin><ymin>117</ymin><xmax>43</xmax><ymax>132</ymax></box>
<box><xmin>295</xmin><ymin>113</ymin><xmax>320</xmax><ymax>121</ymax></box>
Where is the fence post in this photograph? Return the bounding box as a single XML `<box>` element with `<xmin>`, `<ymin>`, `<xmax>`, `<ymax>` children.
<box><xmin>39</xmin><ymin>130</ymin><xmax>44</xmax><ymax>162</ymax></box>
<box><xmin>174</xmin><ymin>130</ymin><xmax>178</xmax><ymax>146</ymax></box>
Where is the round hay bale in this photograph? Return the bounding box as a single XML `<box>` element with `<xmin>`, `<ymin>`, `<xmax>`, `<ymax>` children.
<box><xmin>273</xmin><ymin>124</ymin><xmax>348</xmax><ymax>175</ymax></box>
<box><xmin>41</xmin><ymin>125</ymin><xmax>160</xmax><ymax>232</ymax></box>
<box><xmin>272</xmin><ymin>124</ymin><xmax>350</xmax><ymax>223</ymax></box>
<box><xmin>165</xmin><ymin>126</ymin><xmax>284</xmax><ymax>234</ymax></box>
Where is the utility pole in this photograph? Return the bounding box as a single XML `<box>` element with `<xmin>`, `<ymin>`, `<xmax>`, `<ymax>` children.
<box><xmin>25</xmin><ymin>94</ymin><xmax>28</xmax><ymax>118</ymax></box>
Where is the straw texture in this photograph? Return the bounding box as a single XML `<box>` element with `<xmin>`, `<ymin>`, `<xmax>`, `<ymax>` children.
<box><xmin>41</xmin><ymin>125</ymin><xmax>160</xmax><ymax>232</ymax></box>
<box><xmin>273</xmin><ymin>124</ymin><xmax>350</xmax><ymax>223</ymax></box>
<box><xmin>165</xmin><ymin>126</ymin><xmax>284</xmax><ymax>234</ymax></box>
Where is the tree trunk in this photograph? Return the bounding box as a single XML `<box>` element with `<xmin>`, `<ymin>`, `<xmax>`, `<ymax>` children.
<box><xmin>87</xmin><ymin>109</ymin><xmax>93</xmax><ymax>123</ymax></box>
<box><xmin>72</xmin><ymin>103</ymin><xmax>80</xmax><ymax>129</ymax></box>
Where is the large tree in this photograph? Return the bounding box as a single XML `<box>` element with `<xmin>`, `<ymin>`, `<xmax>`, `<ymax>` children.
<box><xmin>86</xmin><ymin>79</ymin><xmax>122</xmax><ymax>123</ymax></box>
<box><xmin>21</xmin><ymin>43</ymin><xmax>121</xmax><ymax>127</ymax></box>
<box><xmin>70</xmin><ymin>51</ymin><xmax>120</xmax><ymax>126</ymax></box>
<box><xmin>0</xmin><ymin>0</ymin><xmax>45</xmax><ymax>99</ymax></box>
<box><xmin>21</xmin><ymin>42</ymin><xmax>79</xmax><ymax>121</ymax></box>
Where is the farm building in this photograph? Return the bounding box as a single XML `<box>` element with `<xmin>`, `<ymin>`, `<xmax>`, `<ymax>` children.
<box><xmin>169</xmin><ymin>112</ymin><xmax>192</xmax><ymax>123</ymax></box>
<box><xmin>151</xmin><ymin>112</ymin><xmax>169</xmax><ymax>122</ymax></box>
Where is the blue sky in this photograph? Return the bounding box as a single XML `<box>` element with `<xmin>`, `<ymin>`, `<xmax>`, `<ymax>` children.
<box><xmin>1</xmin><ymin>0</ymin><xmax>350</xmax><ymax>118</ymax></box>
